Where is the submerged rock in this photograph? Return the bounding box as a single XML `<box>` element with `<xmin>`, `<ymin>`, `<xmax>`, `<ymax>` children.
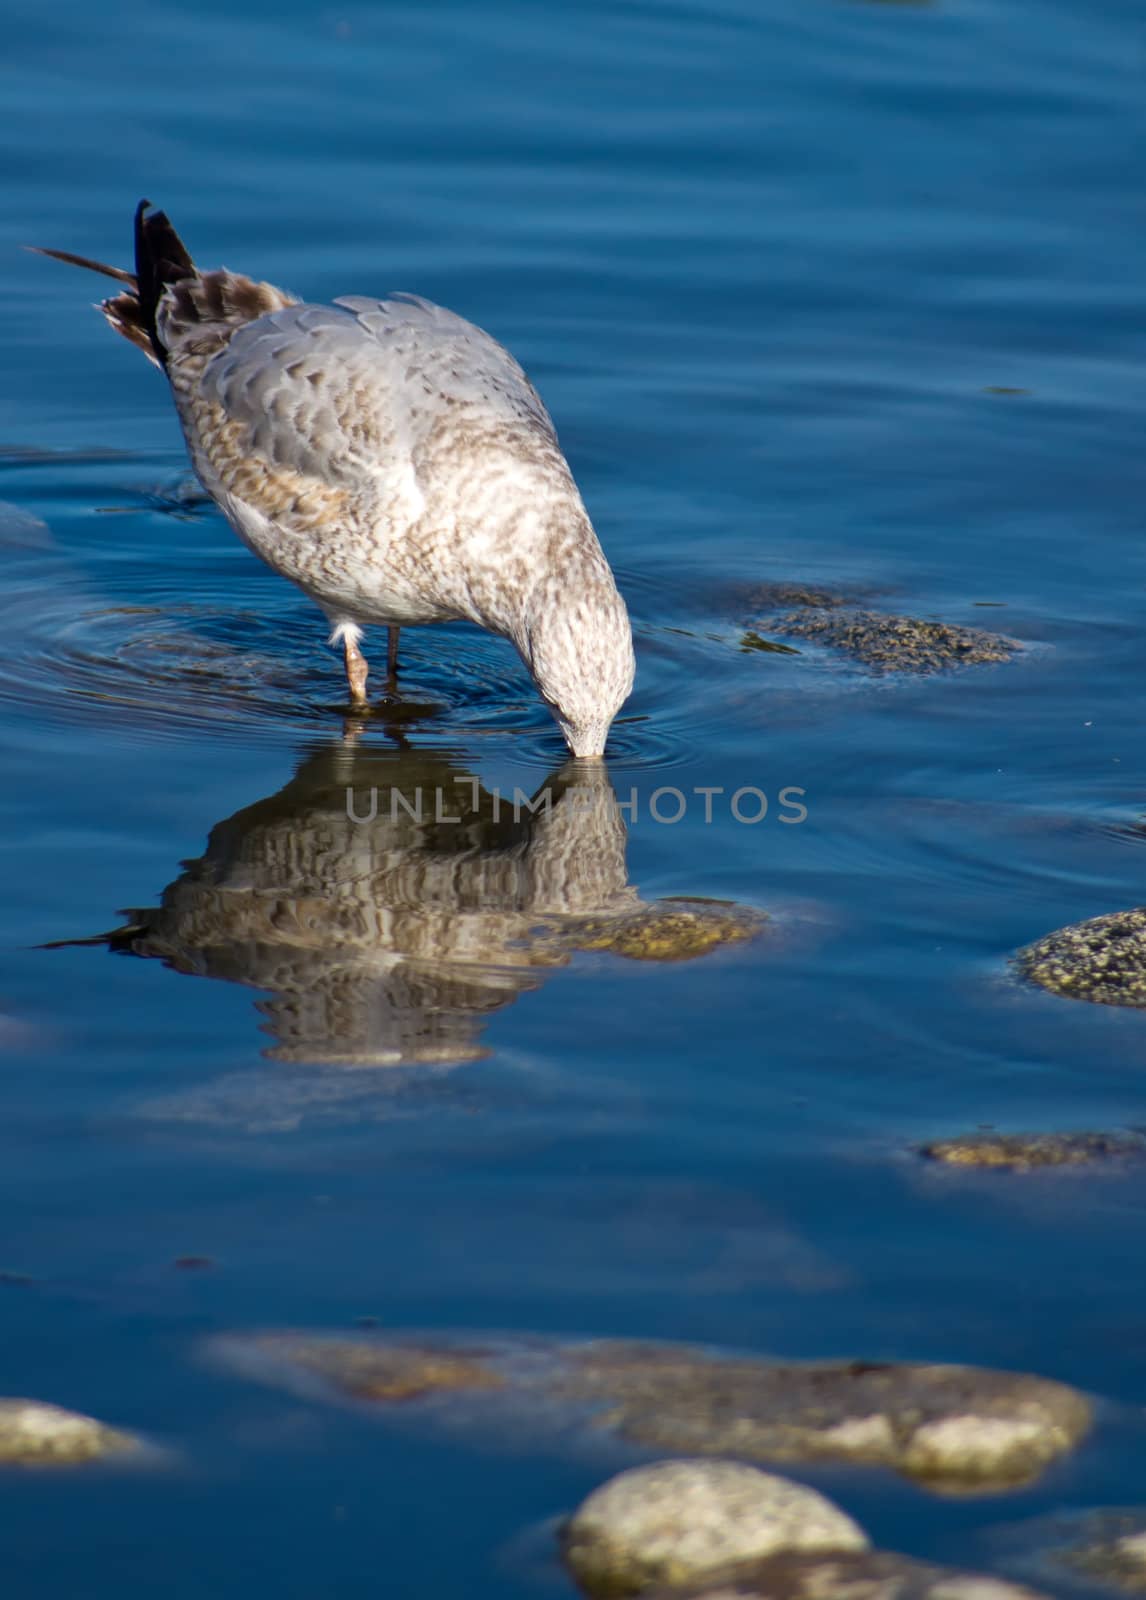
<box><xmin>555</xmin><ymin>1343</ymin><xmax>1090</xmax><ymax>1492</ymax></box>
<box><xmin>217</xmin><ymin>1330</ymin><xmax>1089</xmax><ymax>1494</ymax></box>
<box><xmin>641</xmin><ymin>1549</ymin><xmax>1050</xmax><ymax>1600</ymax></box>
<box><xmin>745</xmin><ymin>584</ymin><xmax>853</xmax><ymax>612</ymax></box>
<box><xmin>138</xmin><ymin>1058</ymin><xmax>476</xmax><ymax>1133</ymax></box>
<box><xmin>1064</xmin><ymin>1525</ymin><xmax>1146</xmax><ymax>1591</ymax></box>
<box><xmin>0</xmin><ymin>1399</ymin><xmax>139</xmax><ymax>1465</ymax></box>
<box><xmin>1048</xmin><ymin>1511</ymin><xmax>1146</xmax><ymax>1592</ymax></box>
<box><xmin>562</xmin><ymin>1460</ymin><xmax>867</xmax><ymax>1596</ymax></box>
<box><xmin>0</xmin><ymin>502</ymin><xmax>51</xmax><ymax>548</ymax></box>
<box><xmin>756</xmin><ymin>605</ymin><xmax>1017</xmax><ymax>675</ymax></box>
<box><xmin>0</xmin><ymin>1010</ymin><xmax>42</xmax><ymax>1051</ymax></box>
<box><xmin>919</xmin><ymin>1131</ymin><xmax>1146</xmax><ymax>1170</ymax></box>
<box><xmin>233</xmin><ymin>1334</ymin><xmax>507</xmax><ymax>1403</ymax></box>
<box><xmin>991</xmin><ymin>1509</ymin><xmax>1146</xmax><ymax>1594</ymax></box>
<box><xmin>1015</xmin><ymin>910</ymin><xmax>1146</xmax><ymax>1008</ymax></box>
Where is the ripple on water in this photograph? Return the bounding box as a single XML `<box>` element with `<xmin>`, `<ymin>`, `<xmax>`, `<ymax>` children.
<box><xmin>0</xmin><ymin>565</ymin><xmax>330</xmax><ymax>742</ymax></box>
<box><xmin>0</xmin><ymin>470</ymin><xmax>700</xmax><ymax>752</ymax></box>
<box><xmin>507</xmin><ymin>715</ymin><xmax>690</xmax><ymax>775</ymax></box>
<box><xmin>0</xmin><ymin>530</ymin><xmax>574</xmax><ymax>749</ymax></box>
<box><xmin>1098</xmin><ymin>812</ymin><xmax>1146</xmax><ymax>850</ymax></box>
<box><xmin>0</xmin><ymin>486</ymin><xmax>890</xmax><ymax>767</ymax></box>
<box><xmin>0</xmin><ymin>468</ymin><xmax>768</xmax><ymax>764</ymax></box>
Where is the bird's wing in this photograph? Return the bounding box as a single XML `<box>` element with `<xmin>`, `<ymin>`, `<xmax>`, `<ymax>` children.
<box><xmin>185</xmin><ymin>298</ymin><xmax>557</xmax><ymax>522</ymax></box>
<box><xmin>334</xmin><ymin>294</ymin><xmax>556</xmax><ymax>439</ymax></box>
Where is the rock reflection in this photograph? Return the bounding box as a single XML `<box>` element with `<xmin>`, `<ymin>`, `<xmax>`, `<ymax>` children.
<box><xmin>102</xmin><ymin>738</ymin><xmax>761</xmax><ymax>1066</ymax></box>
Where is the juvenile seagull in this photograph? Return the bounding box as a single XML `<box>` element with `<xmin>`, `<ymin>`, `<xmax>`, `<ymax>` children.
<box><xmin>36</xmin><ymin>203</ymin><xmax>635</xmax><ymax>756</ymax></box>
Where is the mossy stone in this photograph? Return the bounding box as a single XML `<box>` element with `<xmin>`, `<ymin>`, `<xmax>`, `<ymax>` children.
<box><xmin>1016</xmin><ymin>910</ymin><xmax>1146</xmax><ymax>1007</ymax></box>
<box><xmin>571</xmin><ymin>900</ymin><xmax>764</xmax><ymax>962</ymax></box>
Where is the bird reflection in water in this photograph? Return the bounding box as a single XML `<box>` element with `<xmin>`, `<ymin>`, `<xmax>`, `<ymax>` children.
<box><xmin>96</xmin><ymin>734</ymin><xmax>761</xmax><ymax>1067</ymax></box>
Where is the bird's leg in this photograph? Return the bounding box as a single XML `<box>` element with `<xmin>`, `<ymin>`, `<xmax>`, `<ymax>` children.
<box><xmin>386</xmin><ymin>625</ymin><xmax>400</xmax><ymax>681</ymax></box>
<box><xmin>343</xmin><ymin>633</ymin><xmax>369</xmax><ymax>705</ymax></box>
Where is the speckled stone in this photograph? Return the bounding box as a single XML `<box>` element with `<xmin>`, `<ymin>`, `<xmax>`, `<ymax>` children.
<box><xmin>760</xmin><ymin>607</ymin><xmax>1017</xmax><ymax>675</ymax></box>
<box><xmin>640</xmin><ymin>1549</ymin><xmax>1051</xmax><ymax>1600</ymax></box>
<box><xmin>0</xmin><ymin>1399</ymin><xmax>139</xmax><ymax>1465</ymax></box>
<box><xmin>1015</xmin><ymin>910</ymin><xmax>1146</xmax><ymax>1007</ymax></box>
<box><xmin>561</xmin><ymin>1460</ymin><xmax>868</xmax><ymax>1596</ymax></box>
<box><xmin>919</xmin><ymin>1131</ymin><xmax>1146</xmax><ymax>1170</ymax></box>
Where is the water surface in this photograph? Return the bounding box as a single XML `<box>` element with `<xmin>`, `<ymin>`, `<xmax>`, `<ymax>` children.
<box><xmin>2</xmin><ymin>0</ymin><xmax>1146</xmax><ymax>1591</ymax></box>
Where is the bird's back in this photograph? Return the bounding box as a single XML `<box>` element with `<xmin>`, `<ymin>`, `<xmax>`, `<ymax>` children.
<box><xmin>163</xmin><ymin>291</ymin><xmax>589</xmax><ymax>629</ymax></box>
<box><xmin>178</xmin><ymin>293</ymin><xmax>566</xmax><ymax>501</ymax></box>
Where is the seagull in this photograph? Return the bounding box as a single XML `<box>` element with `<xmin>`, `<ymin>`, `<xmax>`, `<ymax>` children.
<box><xmin>34</xmin><ymin>202</ymin><xmax>635</xmax><ymax>757</ymax></box>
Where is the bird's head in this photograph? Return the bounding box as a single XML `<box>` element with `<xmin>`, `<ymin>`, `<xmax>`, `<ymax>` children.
<box><xmin>523</xmin><ymin>561</ymin><xmax>635</xmax><ymax>759</ymax></box>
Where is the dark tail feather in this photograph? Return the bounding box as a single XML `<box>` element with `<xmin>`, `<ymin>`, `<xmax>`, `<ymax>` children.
<box><xmin>133</xmin><ymin>200</ymin><xmax>196</xmax><ymax>364</ymax></box>
<box><xmin>38</xmin><ymin>921</ymin><xmax>147</xmax><ymax>951</ymax></box>
<box><xmin>35</xmin><ymin>204</ymin><xmax>293</xmax><ymax>369</ymax></box>
<box><xmin>31</xmin><ymin>201</ymin><xmax>198</xmax><ymax>368</ymax></box>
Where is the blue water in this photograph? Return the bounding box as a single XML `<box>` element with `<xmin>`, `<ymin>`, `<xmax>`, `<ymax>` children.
<box><xmin>2</xmin><ymin>0</ymin><xmax>1146</xmax><ymax>1589</ymax></box>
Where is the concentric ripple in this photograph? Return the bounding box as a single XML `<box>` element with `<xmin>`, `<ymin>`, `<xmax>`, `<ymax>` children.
<box><xmin>0</xmin><ymin>479</ymin><xmax>867</xmax><ymax>769</ymax></box>
<box><xmin>0</xmin><ymin>481</ymin><xmax>713</xmax><ymax>760</ymax></box>
<box><xmin>0</xmin><ymin>500</ymin><xmax>578</xmax><ymax>749</ymax></box>
<box><xmin>0</xmin><ymin>552</ymin><xmax>568</xmax><ymax>747</ymax></box>
<box><xmin>0</xmin><ymin>542</ymin><xmax>330</xmax><ymax>741</ymax></box>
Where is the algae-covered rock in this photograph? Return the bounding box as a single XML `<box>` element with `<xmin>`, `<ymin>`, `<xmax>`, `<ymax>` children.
<box><xmin>557</xmin><ymin>1344</ymin><xmax>1090</xmax><ymax>1492</ymax></box>
<box><xmin>562</xmin><ymin>1460</ymin><xmax>868</xmax><ymax>1596</ymax></box>
<box><xmin>1015</xmin><ymin>910</ymin><xmax>1146</xmax><ymax>1008</ymax></box>
<box><xmin>919</xmin><ymin>1131</ymin><xmax>1146</xmax><ymax>1170</ymax></box>
<box><xmin>641</xmin><ymin>1549</ymin><xmax>1050</xmax><ymax>1600</ymax></box>
<box><xmin>764</xmin><ymin>607</ymin><xmax>1017</xmax><ymax>674</ymax></box>
<box><xmin>0</xmin><ymin>1399</ymin><xmax>139</xmax><ymax>1465</ymax></box>
<box><xmin>569</xmin><ymin>900</ymin><xmax>764</xmax><ymax>962</ymax></box>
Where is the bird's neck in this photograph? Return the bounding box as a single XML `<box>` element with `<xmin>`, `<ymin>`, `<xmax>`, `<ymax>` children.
<box><xmin>512</xmin><ymin>541</ymin><xmax>635</xmax><ymax>758</ymax></box>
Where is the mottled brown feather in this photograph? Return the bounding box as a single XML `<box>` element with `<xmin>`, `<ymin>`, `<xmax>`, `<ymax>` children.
<box><xmin>160</xmin><ymin>270</ymin><xmax>297</xmax><ymax>356</ymax></box>
<box><xmin>101</xmin><ymin>291</ymin><xmax>158</xmax><ymax>363</ymax></box>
